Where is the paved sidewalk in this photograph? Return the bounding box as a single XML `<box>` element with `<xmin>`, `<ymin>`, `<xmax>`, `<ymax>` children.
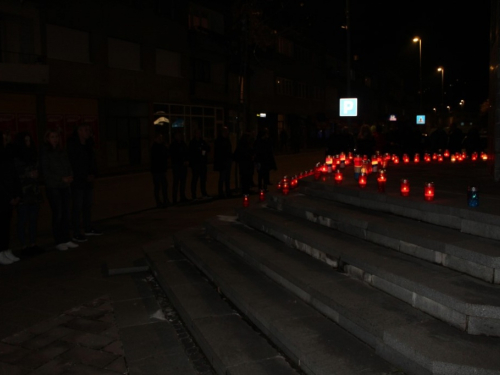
<box><xmin>0</xmin><ymin>149</ymin><xmax>326</xmax><ymax>374</ymax></box>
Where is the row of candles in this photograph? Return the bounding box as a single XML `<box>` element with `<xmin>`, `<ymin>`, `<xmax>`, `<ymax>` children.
<box><xmin>264</xmin><ymin>151</ymin><xmax>481</xmax><ymax>206</ymax></box>
<box><xmin>242</xmin><ymin>149</ymin><xmax>485</xmax><ymax>207</ymax></box>
<box><xmin>321</xmin><ymin>150</ymin><xmax>488</xmax><ymax>171</ymax></box>
<box><xmin>245</xmin><ymin>170</ymin><xmax>478</xmax><ymax>207</ymax></box>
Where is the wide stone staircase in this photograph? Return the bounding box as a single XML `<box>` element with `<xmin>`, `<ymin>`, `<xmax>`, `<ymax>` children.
<box><xmin>144</xmin><ymin>169</ymin><xmax>500</xmax><ymax>375</ymax></box>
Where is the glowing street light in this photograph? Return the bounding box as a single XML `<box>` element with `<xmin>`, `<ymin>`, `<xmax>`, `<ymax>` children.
<box><xmin>437</xmin><ymin>67</ymin><xmax>444</xmax><ymax>107</ymax></box>
<box><xmin>413</xmin><ymin>37</ymin><xmax>422</xmax><ymax>111</ymax></box>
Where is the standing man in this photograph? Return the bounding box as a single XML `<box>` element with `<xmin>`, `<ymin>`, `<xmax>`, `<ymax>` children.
<box><xmin>213</xmin><ymin>126</ymin><xmax>233</xmax><ymax>199</ymax></box>
<box><xmin>253</xmin><ymin>127</ymin><xmax>276</xmax><ymax>192</ymax></box>
<box><xmin>0</xmin><ymin>130</ymin><xmax>22</xmax><ymax>265</ymax></box>
<box><xmin>150</xmin><ymin>133</ymin><xmax>169</xmax><ymax>208</ymax></box>
<box><xmin>188</xmin><ymin>128</ymin><xmax>210</xmax><ymax>200</ymax></box>
<box><xmin>67</xmin><ymin>123</ymin><xmax>102</xmax><ymax>242</ymax></box>
<box><xmin>170</xmin><ymin>130</ymin><xmax>189</xmax><ymax>204</ymax></box>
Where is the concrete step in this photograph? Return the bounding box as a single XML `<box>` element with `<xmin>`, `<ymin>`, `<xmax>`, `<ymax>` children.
<box><xmin>143</xmin><ymin>238</ymin><xmax>301</xmax><ymax>375</ymax></box>
<box><xmin>163</xmin><ymin>227</ymin><xmax>400</xmax><ymax>375</ymax></box>
<box><xmin>299</xmin><ymin>177</ymin><xmax>500</xmax><ymax>242</ymax></box>
<box><xmin>267</xmin><ymin>192</ymin><xmax>500</xmax><ymax>284</ymax></box>
<box><xmin>203</xmin><ymin>215</ymin><xmax>500</xmax><ymax>375</ymax></box>
<box><xmin>236</xmin><ymin>206</ymin><xmax>500</xmax><ymax>337</ymax></box>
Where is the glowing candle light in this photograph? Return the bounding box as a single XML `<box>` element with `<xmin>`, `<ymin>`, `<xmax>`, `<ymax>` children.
<box><xmin>358</xmin><ymin>172</ymin><xmax>367</xmax><ymax>188</ymax></box>
<box><xmin>414</xmin><ymin>153</ymin><xmax>420</xmax><ymax>163</ymax></box>
<box><xmin>400</xmin><ymin>179</ymin><xmax>410</xmax><ymax>197</ymax></box>
<box><xmin>243</xmin><ymin>194</ymin><xmax>249</xmax><ymax>207</ymax></box>
<box><xmin>377</xmin><ymin>169</ymin><xmax>387</xmax><ymax>193</ymax></box>
<box><xmin>354</xmin><ymin>155</ymin><xmax>362</xmax><ymax>180</ymax></box>
<box><xmin>372</xmin><ymin>156</ymin><xmax>379</xmax><ymax>173</ymax></box>
<box><xmin>259</xmin><ymin>189</ymin><xmax>265</xmax><ymax>202</ymax></box>
<box><xmin>334</xmin><ymin>169</ymin><xmax>343</xmax><ymax>184</ymax></box>
<box><xmin>424</xmin><ymin>182</ymin><xmax>435</xmax><ymax>201</ymax></box>
<box><xmin>325</xmin><ymin>155</ymin><xmax>333</xmax><ymax>173</ymax></box>
<box><xmin>339</xmin><ymin>153</ymin><xmax>346</xmax><ymax>168</ymax></box>
<box><xmin>282</xmin><ymin>178</ymin><xmax>290</xmax><ymax>195</ymax></box>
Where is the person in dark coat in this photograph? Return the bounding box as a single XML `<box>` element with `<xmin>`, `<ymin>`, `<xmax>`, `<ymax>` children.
<box><xmin>170</xmin><ymin>130</ymin><xmax>189</xmax><ymax>204</ymax></box>
<box><xmin>233</xmin><ymin>132</ymin><xmax>255</xmax><ymax>195</ymax></box>
<box><xmin>253</xmin><ymin>128</ymin><xmax>276</xmax><ymax>192</ymax></box>
<box><xmin>213</xmin><ymin>126</ymin><xmax>233</xmax><ymax>199</ymax></box>
<box><xmin>67</xmin><ymin>123</ymin><xmax>102</xmax><ymax>242</ymax></box>
<box><xmin>0</xmin><ymin>130</ymin><xmax>22</xmax><ymax>265</ymax></box>
<box><xmin>12</xmin><ymin>131</ymin><xmax>43</xmax><ymax>251</ymax></box>
<box><xmin>150</xmin><ymin>133</ymin><xmax>169</xmax><ymax>208</ymax></box>
<box><xmin>40</xmin><ymin>129</ymin><xmax>78</xmax><ymax>252</ymax></box>
<box><xmin>188</xmin><ymin>128</ymin><xmax>211</xmax><ymax>200</ymax></box>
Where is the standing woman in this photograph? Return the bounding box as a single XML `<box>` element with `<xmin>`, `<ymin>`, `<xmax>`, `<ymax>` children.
<box><xmin>0</xmin><ymin>130</ymin><xmax>22</xmax><ymax>265</ymax></box>
<box><xmin>40</xmin><ymin>129</ymin><xmax>78</xmax><ymax>251</ymax></box>
<box><xmin>12</xmin><ymin>132</ymin><xmax>43</xmax><ymax>252</ymax></box>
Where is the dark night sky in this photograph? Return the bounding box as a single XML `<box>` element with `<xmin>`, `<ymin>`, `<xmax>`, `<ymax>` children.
<box><xmin>266</xmin><ymin>0</ymin><xmax>492</xmax><ymax>112</ymax></box>
<box><xmin>310</xmin><ymin>1</ymin><xmax>492</xmax><ymax>111</ymax></box>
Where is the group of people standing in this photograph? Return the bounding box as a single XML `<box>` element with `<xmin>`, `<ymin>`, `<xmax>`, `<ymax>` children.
<box><xmin>150</xmin><ymin>126</ymin><xmax>277</xmax><ymax>207</ymax></box>
<box><xmin>0</xmin><ymin>124</ymin><xmax>102</xmax><ymax>266</ymax></box>
<box><xmin>150</xmin><ymin>128</ymin><xmax>213</xmax><ymax>208</ymax></box>
<box><xmin>325</xmin><ymin>121</ymin><xmax>484</xmax><ymax>159</ymax></box>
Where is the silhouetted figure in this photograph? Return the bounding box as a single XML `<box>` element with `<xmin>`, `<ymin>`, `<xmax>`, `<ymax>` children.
<box><xmin>170</xmin><ymin>130</ymin><xmax>189</xmax><ymax>204</ymax></box>
<box><xmin>67</xmin><ymin>123</ymin><xmax>102</xmax><ymax>242</ymax></box>
<box><xmin>40</xmin><ymin>129</ymin><xmax>78</xmax><ymax>252</ymax></box>
<box><xmin>150</xmin><ymin>133</ymin><xmax>169</xmax><ymax>208</ymax></box>
<box><xmin>213</xmin><ymin>126</ymin><xmax>233</xmax><ymax>199</ymax></box>
<box><xmin>253</xmin><ymin>128</ymin><xmax>276</xmax><ymax>192</ymax></box>
<box><xmin>233</xmin><ymin>132</ymin><xmax>255</xmax><ymax>195</ymax></box>
<box><xmin>0</xmin><ymin>130</ymin><xmax>22</xmax><ymax>265</ymax></box>
<box><xmin>279</xmin><ymin>129</ymin><xmax>289</xmax><ymax>153</ymax></box>
<box><xmin>189</xmin><ymin>128</ymin><xmax>211</xmax><ymax>199</ymax></box>
<box><xmin>12</xmin><ymin>131</ymin><xmax>43</xmax><ymax>250</ymax></box>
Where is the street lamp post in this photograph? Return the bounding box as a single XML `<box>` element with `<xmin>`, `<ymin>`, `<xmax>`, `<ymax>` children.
<box><xmin>437</xmin><ymin>67</ymin><xmax>444</xmax><ymax>108</ymax></box>
<box><xmin>413</xmin><ymin>37</ymin><xmax>422</xmax><ymax>112</ymax></box>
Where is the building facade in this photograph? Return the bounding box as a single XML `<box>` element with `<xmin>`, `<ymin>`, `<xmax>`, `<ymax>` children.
<box><xmin>0</xmin><ymin>0</ymin><xmax>356</xmax><ymax>175</ymax></box>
